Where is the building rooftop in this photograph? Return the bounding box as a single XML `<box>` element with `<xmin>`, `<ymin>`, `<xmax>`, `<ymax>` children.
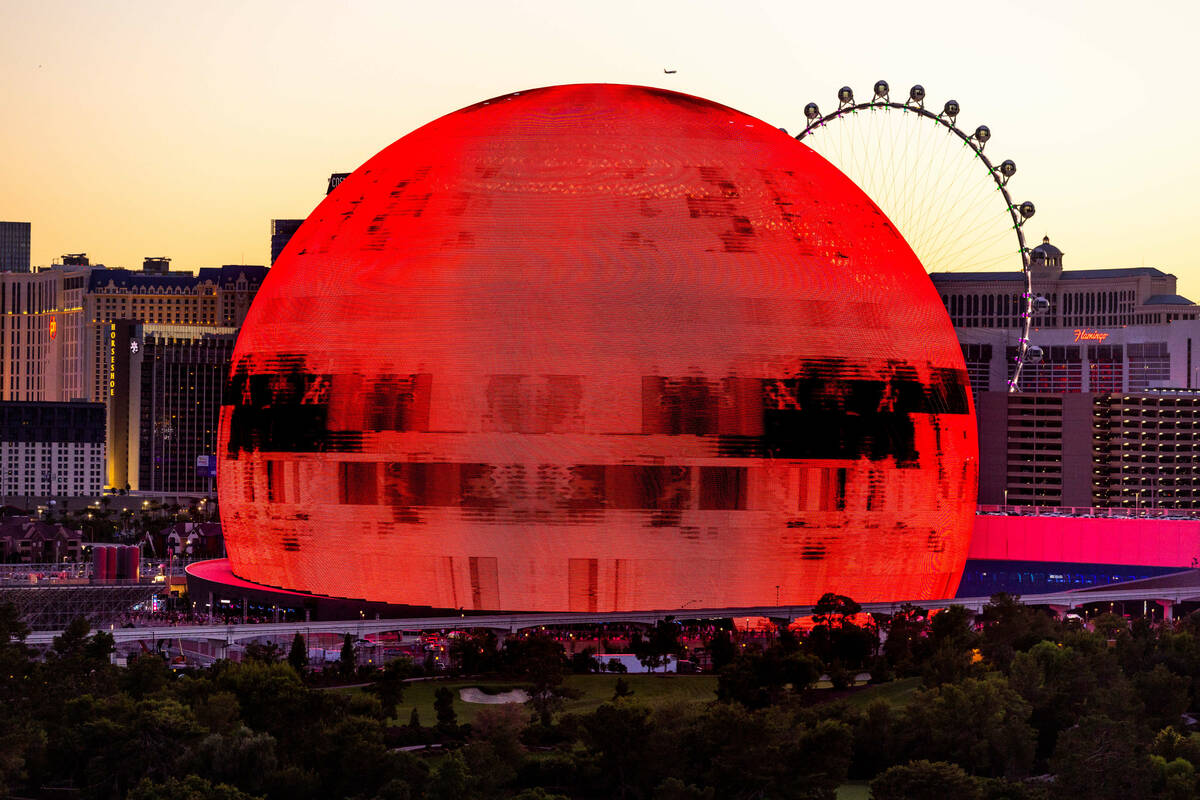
<box><xmin>196</xmin><ymin>265</ymin><xmax>270</xmax><ymax>288</ymax></box>
<box><xmin>1144</xmin><ymin>294</ymin><xmax>1195</xmax><ymax>306</ymax></box>
<box><xmin>928</xmin><ymin>272</ymin><xmax>1024</xmax><ymax>282</ymax></box>
<box><xmin>88</xmin><ymin>264</ymin><xmax>268</xmax><ymax>292</ymax></box>
<box><xmin>929</xmin><ymin>266</ymin><xmax>1172</xmax><ymax>282</ymax></box>
<box><xmin>1030</xmin><ymin>236</ymin><xmax>1063</xmax><ymax>259</ymax></box>
<box><xmin>1058</xmin><ymin>267</ymin><xmax>1169</xmax><ymax>280</ymax></box>
<box><xmin>88</xmin><ymin>269</ymin><xmax>196</xmax><ymax>290</ymax></box>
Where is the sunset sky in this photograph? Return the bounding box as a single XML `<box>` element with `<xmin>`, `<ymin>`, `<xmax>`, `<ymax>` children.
<box><xmin>2</xmin><ymin>0</ymin><xmax>1196</xmax><ymax>291</ymax></box>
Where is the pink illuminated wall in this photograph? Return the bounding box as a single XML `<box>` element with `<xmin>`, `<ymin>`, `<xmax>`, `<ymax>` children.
<box><xmin>969</xmin><ymin>515</ymin><xmax>1200</xmax><ymax>568</ymax></box>
<box><xmin>217</xmin><ymin>84</ymin><xmax>977</xmax><ymax>611</ymax></box>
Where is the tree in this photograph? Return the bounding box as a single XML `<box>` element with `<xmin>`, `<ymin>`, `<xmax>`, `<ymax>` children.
<box><xmin>923</xmin><ymin>640</ymin><xmax>982</xmax><ymax>687</ymax></box>
<box><xmin>790</xmin><ymin>718</ymin><xmax>855</xmax><ymax>795</ymax></box>
<box><xmin>507</xmin><ymin>633</ymin><xmax>565</xmax><ymax>687</ymax></box>
<box><xmin>0</xmin><ymin>718</ymin><xmax>43</xmax><ymax>799</ymax></box>
<box><xmin>434</xmin><ymin>686</ymin><xmax>457</xmax><ymax>730</ymax></box>
<box><xmin>1135</xmin><ymin>664</ymin><xmax>1191</xmax><ymax>731</ymax></box>
<box><xmin>463</xmin><ymin>704</ymin><xmax>527</xmax><ymax>796</ymax></box>
<box><xmin>639</xmin><ymin>651</ymin><xmax>666</xmax><ymax>673</ymax></box>
<box><xmin>1141</xmin><ymin>630</ymin><xmax>1200</xmax><ymax>710</ymax></box>
<box><xmin>882</xmin><ymin>603</ymin><xmax>931</xmax><ymax>675</ymax></box>
<box><xmin>1150</xmin><ymin>755</ymin><xmax>1197</xmax><ymax>800</ymax></box>
<box><xmin>287</xmin><ymin>632</ymin><xmax>308</xmax><ymax>674</ymax></box>
<box><xmin>0</xmin><ymin>602</ymin><xmax>38</xmax><ymax>797</ymax></box>
<box><xmin>193</xmin><ymin>691</ymin><xmax>241</xmax><ymax>734</ymax></box>
<box><xmin>450</xmin><ymin>629</ymin><xmax>501</xmax><ymax>675</ymax></box>
<box><xmin>409</xmin><ymin>707</ymin><xmax>421</xmax><ymax>729</ymax></box>
<box><xmin>923</xmin><ymin>605</ymin><xmax>983</xmax><ymax>687</ymax></box>
<box><xmin>68</xmin><ymin>696</ymin><xmax>205</xmax><ymax>797</ymax></box>
<box><xmin>1051</xmin><ymin>715</ymin><xmax>1153</xmax><ymax>800</ymax></box>
<box><xmin>901</xmin><ymin>675</ymin><xmax>1036</xmax><ymax>778</ymax></box>
<box><xmin>128</xmin><ymin>775</ymin><xmax>262</xmax><ymax>800</ymax></box>
<box><xmin>850</xmin><ymin>699</ymin><xmax>901</xmax><ymax>780</ymax></box>
<box><xmin>371</xmin><ymin>657</ymin><xmax>412</xmax><ymax>721</ymax></box>
<box><xmin>676</xmin><ymin>701</ymin><xmax>795</xmax><ymax>798</ymax></box>
<box><xmin>339</xmin><ymin>633</ymin><xmax>356</xmax><ymax>678</ymax></box>
<box><xmin>929</xmin><ymin>605</ymin><xmax>979</xmax><ymax>650</ymax></box>
<box><xmin>184</xmin><ymin>726</ymin><xmax>278</xmax><ymax>795</ymax></box>
<box><xmin>211</xmin><ymin>659</ymin><xmax>311</xmax><ymax>740</ymax></box>
<box><xmin>813</xmin><ymin>592</ymin><xmax>862</xmax><ymax>628</ymax></box>
<box><xmin>1091</xmin><ymin>612</ymin><xmax>1129</xmax><ymax>638</ymax></box>
<box><xmin>570</xmin><ymin>647</ymin><xmax>600</xmax><ymax>674</ymax></box>
<box><xmin>505</xmin><ymin>634</ymin><xmax>566</xmax><ymax>724</ymax></box>
<box><xmin>716</xmin><ymin>653</ymin><xmax>770</xmax><ymax>709</ymax></box>
<box><xmin>84</xmin><ymin>629</ymin><xmax>116</xmax><ymax>663</ymax></box>
<box><xmin>644</xmin><ymin>620</ymin><xmax>681</xmax><ymax>671</ymax></box>
<box><xmin>374</xmin><ymin>778</ymin><xmax>415</xmax><ymax>800</ymax></box>
<box><xmin>706</xmin><ymin>628</ymin><xmax>736</xmax><ymax>672</ymax></box>
<box><xmin>261</xmin><ymin>765</ymin><xmax>320</xmax><ymax>800</ymax></box>
<box><xmin>426</xmin><ymin>752</ymin><xmax>470</xmax><ymax>800</ymax></box>
<box><xmin>1152</xmin><ymin>726</ymin><xmax>1200</xmax><ymax>767</ymax></box>
<box><xmin>1008</xmin><ymin>640</ymin><xmax>1113</xmax><ymax>761</ymax></box>
<box><xmin>807</xmin><ymin>593</ymin><xmax>876</xmax><ymax>672</ymax></box>
<box><xmin>243</xmin><ymin>641</ymin><xmax>281</xmax><ymax>664</ymax></box>
<box><xmin>51</xmin><ymin>616</ymin><xmax>98</xmax><ymax>659</ymax></box>
<box><xmin>781</xmin><ymin>650</ymin><xmax>822</xmax><ymax>692</ymax></box>
<box><xmin>121</xmin><ymin>652</ymin><xmax>172</xmax><ymax>698</ymax></box>
<box><xmin>979</xmin><ymin>593</ymin><xmax>1058</xmax><ymax>669</ymax></box>
<box><xmin>311</xmin><ymin>714</ymin><xmax>396</xmax><ymax>799</ymax></box>
<box><xmin>653</xmin><ymin>777</ymin><xmax>714</xmax><ymax>800</ymax></box>
<box><xmin>580</xmin><ymin>703</ymin><xmax>656</xmax><ymax>799</ymax></box>
<box><xmin>45</xmin><ymin>617</ymin><xmax>115</xmax><ymax>696</ymax></box>
<box><xmin>716</xmin><ymin>645</ymin><xmax>820</xmax><ymax>709</ymax></box>
<box><xmin>470</xmin><ymin>703</ymin><xmax>526</xmax><ymax>762</ymax></box>
<box><xmin>870</xmin><ymin>760</ymin><xmax>980</xmax><ymax>800</ymax></box>
<box><xmin>0</xmin><ymin>602</ymin><xmax>30</xmax><ymax>673</ymax></box>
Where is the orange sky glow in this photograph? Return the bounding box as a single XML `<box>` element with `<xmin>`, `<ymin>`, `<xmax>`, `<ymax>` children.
<box><xmin>2</xmin><ymin>0</ymin><xmax>1197</xmax><ymax>293</ymax></box>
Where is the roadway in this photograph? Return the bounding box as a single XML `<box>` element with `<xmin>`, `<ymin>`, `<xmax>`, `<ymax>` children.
<box><xmin>22</xmin><ymin>577</ymin><xmax>1200</xmax><ymax>647</ymax></box>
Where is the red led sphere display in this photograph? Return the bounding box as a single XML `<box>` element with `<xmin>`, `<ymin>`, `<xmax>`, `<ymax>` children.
<box><xmin>218</xmin><ymin>84</ymin><xmax>977</xmax><ymax>611</ymax></box>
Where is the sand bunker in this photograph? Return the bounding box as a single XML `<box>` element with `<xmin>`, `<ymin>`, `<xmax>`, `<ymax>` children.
<box><xmin>458</xmin><ymin>687</ymin><xmax>530</xmax><ymax>704</ymax></box>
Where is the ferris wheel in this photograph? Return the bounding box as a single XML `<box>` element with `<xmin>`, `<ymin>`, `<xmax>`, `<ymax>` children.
<box><xmin>794</xmin><ymin>81</ymin><xmax>1045</xmax><ymax>391</ymax></box>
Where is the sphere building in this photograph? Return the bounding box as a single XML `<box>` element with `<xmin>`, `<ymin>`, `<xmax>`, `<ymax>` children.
<box><xmin>217</xmin><ymin>84</ymin><xmax>977</xmax><ymax>611</ymax></box>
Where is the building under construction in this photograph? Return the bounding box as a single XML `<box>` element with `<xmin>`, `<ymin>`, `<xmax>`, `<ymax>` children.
<box><xmin>0</xmin><ymin>560</ymin><xmax>159</xmax><ymax>630</ymax></box>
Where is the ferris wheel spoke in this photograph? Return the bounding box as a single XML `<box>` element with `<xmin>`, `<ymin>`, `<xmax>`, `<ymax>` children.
<box><xmin>796</xmin><ymin>82</ymin><xmax>1039</xmax><ymax>391</ymax></box>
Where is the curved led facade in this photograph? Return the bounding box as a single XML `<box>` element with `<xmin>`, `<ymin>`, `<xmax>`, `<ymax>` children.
<box><xmin>217</xmin><ymin>84</ymin><xmax>978</xmax><ymax>611</ymax></box>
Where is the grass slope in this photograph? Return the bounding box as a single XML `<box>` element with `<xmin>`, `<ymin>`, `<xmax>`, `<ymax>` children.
<box><xmin>836</xmin><ymin>782</ymin><xmax>871</xmax><ymax>800</ymax></box>
<box><xmin>392</xmin><ymin>673</ymin><xmax>718</xmax><ymax>725</ymax></box>
<box><xmin>385</xmin><ymin>674</ymin><xmax>919</xmax><ymax>726</ymax></box>
<box><xmin>839</xmin><ymin>676</ymin><xmax>922</xmax><ymax>709</ymax></box>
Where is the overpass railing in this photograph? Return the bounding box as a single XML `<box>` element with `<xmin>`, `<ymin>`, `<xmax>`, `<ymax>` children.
<box><xmin>978</xmin><ymin>504</ymin><xmax>1200</xmax><ymax>520</ymax></box>
<box><xmin>21</xmin><ymin>579</ymin><xmax>1200</xmax><ymax>647</ymax></box>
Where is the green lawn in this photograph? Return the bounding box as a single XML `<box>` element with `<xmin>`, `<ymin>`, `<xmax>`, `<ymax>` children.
<box><xmin>391</xmin><ymin>673</ymin><xmax>718</xmax><ymax>726</ymax></box>
<box><xmin>839</xmin><ymin>676</ymin><xmax>922</xmax><ymax>710</ymax></box>
<box><xmin>385</xmin><ymin>673</ymin><xmax>919</xmax><ymax>726</ymax></box>
<box><xmin>836</xmin><ymin>782</ymin><xmax>870</xmax><ymax>800</ymax></box>
<box><xmin>559</xmin><ymin>673</ymin><xmax>719</xmax><ymax>716</ymax></box>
